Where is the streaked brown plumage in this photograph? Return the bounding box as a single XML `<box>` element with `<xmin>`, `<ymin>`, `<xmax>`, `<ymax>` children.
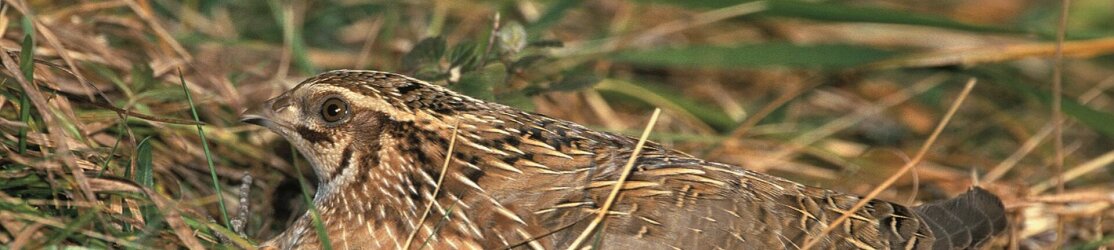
<box><xmin>242</xmin><ymin>70</ymin><xmax>1007</xmax><ymax>250</ymax></box>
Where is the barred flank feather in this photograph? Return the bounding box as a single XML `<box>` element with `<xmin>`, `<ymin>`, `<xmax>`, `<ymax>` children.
<box><xmin>914</xmin><ymin>187</ymin><xmax>1008</xmax><ymax>250</ymax></box>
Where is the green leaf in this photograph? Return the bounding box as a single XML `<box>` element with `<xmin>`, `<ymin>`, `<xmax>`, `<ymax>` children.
<box><xmin>402</xmin><ymin>36</ymin><xmax>447</xmax><ymax>72</ymax></box>
<box><xmin>639</xmin><ymin>0</ymin><xmax>1017</xmax><ymax>34</ymax></box>
<box><xmin>762</xmin><ymin>0</ymin><xmax>1017</xmax><ymax>34</ymax></box>
<box><xmin>496</xmin><ymin>91</ymin><xmax>536</xmax><ymax>111</ymax></box>
<box><xmin>551</xmin><ymin>72</ymin><xmax>601</xmax><ymax>92</ymax></box>
<box><xmin>131</xmin><ymin>63</ymin><xmax>155</xmax><ymax>93</ymax></box>
<box><xmin>510</xmin><ymin>55</ymin><xmax>549</xmax><ymax>72</ymax></box>
<box><xmin>521</xmin><ymin>71</ymin><xmax>600</xmax><ymax>96</ymax></box>
<box><xmin>1044</xmin><ymin>93</ymin><xmax>1114</xmax><ymax>139</ymax></box>
<box><xmin>134</xmin><ymin>136</ymin><xmax>158</xmax><ymax>226</ymax></box>
<box><xmin>16</xmin><ymin>32</ymin><xmax>34</xmax><ymax>154</ymax></box>
<box><xmin>448</xmin><ymin>40</ymin><xmax>481</xmax><ymax>71</ymax></box>
<box><xmin>135</xmin><ymin>136</ymin><xmax>155</xmax><ymax>188</ymax></box>
<box><xmin>1069</xmin><ymin>235</ymin><xmax>1114</xmax><ymax>250</ymax></box>
<box><xmin>453</xmin><ymin>64</ymin><xmax>504</xmax><ymax>101</ymax></box>
<box><xmin>613</xmin><ymin>43</ymin><xmax>899</xmax><ymax>69</ymax></box>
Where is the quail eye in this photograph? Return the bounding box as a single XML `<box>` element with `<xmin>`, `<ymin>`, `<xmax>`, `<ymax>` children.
<box><xmin>320</xmin><ymin>97</ymin><xmax>349</xmax><ymax>123</ymax></box>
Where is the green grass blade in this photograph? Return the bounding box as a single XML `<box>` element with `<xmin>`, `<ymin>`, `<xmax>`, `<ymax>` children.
<box><xmin>1069</xmin><ymin>235</ymin><xmax>1114</xmax><ymax>250</ymax></box>
<box><xmin>639</xmin><ymin>0</ymin><xmax>1018</xmax><ymax>34</ymax></box>
<box><xmin>89</xmin><ymin>63</ymin><xmax>134</xmax><ymax>99</ymax></box>
<box><xmin>179</xmin><ymin>215</ymin><xmax>257</xmax><ymax>248</ymax></box>
<box><xmin>135</xmin><ymin>136</ymin><xmax>158</xmax><ymax>226</ymax></box>
<box><xmin>43</xmin><ymin>207</ymin><xmax>101</xmax><ymax>247</ymax></box>
<box><xmin>179</xmin><ymin>71</ymin><xmax>231</xmax><ymax>230</ymax></box>
<box><xmin>290</xmin><ymin>145</ymin><xmax>333</xmax><ymax>250</ymax></box>
<box><xmin>1055</xmin><ymin>96</ymin><xmax>1114</xmax><ymax>139</ymax></box>
<box><xmin>135</xmin><ymin>137</ymin><xmax>154</xmax><ymax>187</ymax></box>
<box><xmin>202</xmin><ymin>220</ymin><xmax>257</xmax><ymax>249</ymax></box>
<box><xmin>612</xmin><ymin>43</ymin><xmax>899</xmax><ymax>69</ymax></box>
<box><xmin>595</xmin><ymin>79</ymin><xmax>737</xmax><ymax>131</ymax></box>
<box><xmin>16</xmin><ymin>31</ymin><xmax>34</xmax><ymax>154</ymax></box>
<box><xmin>979</xmin><ymin>67</ymin><xmax>1114</xmax><ymax>139</ymax></box>
<box><xmin>97</xmin><ymin>117</ymin><xmax>129</xmax><ymax>177</ymax></box>
<box><xmin>527</xmin><ymin>0</ymin><xmax>583</xmax><ymax>37</ymax></box>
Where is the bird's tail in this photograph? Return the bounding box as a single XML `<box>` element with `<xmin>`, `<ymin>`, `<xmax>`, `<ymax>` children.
<box><xmin>913</xmin><ymin>187</ymin><xmax>1008</xmax><ymax>250</ymax></box>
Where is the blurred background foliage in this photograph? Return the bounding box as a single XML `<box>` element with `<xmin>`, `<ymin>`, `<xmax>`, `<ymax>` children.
<box><xmin>0</xmin><ymin>0</ymin><xmax>1112</xmax><ymax>248</ymax></box>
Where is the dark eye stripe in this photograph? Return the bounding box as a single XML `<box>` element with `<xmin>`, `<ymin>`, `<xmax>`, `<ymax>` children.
<box><xmin>297</xmin><ymin>125</ymin><xmax>332</xmax><ymax>144</ymax></box>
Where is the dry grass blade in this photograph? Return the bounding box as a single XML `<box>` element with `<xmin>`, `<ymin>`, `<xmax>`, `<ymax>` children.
<box><xmin>4</xmin><ymin>0</ymin><xmax>94</xmax><ymax>98</ymax></box>
<box><xmin>629</xmin><ymin>1</ymin><xmax>767</xmax><ymax>46</ymax></box>
<box><xmin>985</xmin><ymin>74</ymin><xmax>1114</xmax><ymax>183</ymax></box>
<box><xmin>0</xmin><ymin>48</ymin><xmax>93</xmax><ymax>201</ymax></box>
<box><xmin>565</xmin><ymin>108</ymin><xmax>662</xmax><ymax>250</ymax></box>
<box><xmin>558</xmin><ymin>1</ymin><xmax>767</xmax><ymax>56</ymax></box>
<box><xmin>984</xmin><ymin>123</ymin><xmax>1053</xmax><ymax>183</ymax></box>
<box><xmin>0</xmin><ymin>210</ymin><xmax>144</xmax><ymax>249</ymax></box>
<box><xmin>1051</xmin><ymin>0</ymin><xmax>1069</xmax><ymax>197</ymax></box>
<box><xmin>54</xmin><ymin>176</ymin><xmax>205</xmax><ymax>249</ymax></box>
<box><xmin>1051</xmin><ymin>0</ymin><xmax>1070</xmax><ymax>247</ymax></box>
<box><xmin>1031</xmin><ymin>150</ymin><xmax>1114</xmax><ymax>194</ymax></box>
<box><xmin>143</xmin><ymin>188</ymin><xmax>206</xmax><ymax>250</ymax></box>
<box><xmin>800</xmin><ymin>78</ymin><xmax>977</xmax><ymax>250</ymax></box>
<box><xmin>750</xmin><ymin>73</ymin><xmax>947</xmax><ymax>171</ymax></box>
<box><xmin>2</xmin><ymin>1</ymin><xmax>1109</xmax><ymax>248</ymax></box>
<box><xmin>353</xmin><ymin>17</ymin><xmax>385</xmax><ymax>70</ymax></box>
<box><xmin>72</xmin><ymin>98</ymin><xmax>202</xmax><ymax>125</ymax></box>
<box><xmin>123</xmin><ymin>0</ymin><xmax>191</xmax><ymax>62</ymax></box>
<box><xmin>403</xmin><ymin>121</ymin><xmax>461</xmax><ymax>250</ymax></box>
<box><xmin>273</xmin><ymin>2</ymin><xmax>294</xmax><ymax>79</ymax></box>
<box><xmin>3</xmin><ymin>0</ymin><xmax>90</xmax><ymax>196</ymax></box>
<box><xmin>8</xmin><ymin>223</ymin><xmax>44</xmax><ymax>249</ymax></box>
<box><xmin>708</xmin><ymin>78</ymin><xmax>819</xmax><ymax>156</ymax></box>
<box><xmin>1029</xmin><ymin>190</ymin><xmax>1114</xmax><ymax>204</ymax></box>
<box><xmin>867</xmin><ymin>37</ymin><xmax>1114</xmax><ymax>69</ymax></box>
<box><xmin>0</xmin><ymin>192</ymin><xmax>42</xmax><ymax>246</ymax></box>
<box><xmin>5</xmin><ymin>54</ymin><xmax>202</xmax><ymax>125</ymax></box>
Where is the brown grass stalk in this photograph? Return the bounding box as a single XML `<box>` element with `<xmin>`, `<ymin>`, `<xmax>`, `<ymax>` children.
<box><xmin>403</xmin><ymin>121</ymin><xmax>461</xmax><ymax>250</ymax></box>
<box><xmin>800</xmin><ymin>78</ymin><xmax>977</xmax><ymax>250</ymax></box>
<box><xmin>566</xmin><ymin>108</ymin><xmax>662</xmax><ymax>250</ymax></box>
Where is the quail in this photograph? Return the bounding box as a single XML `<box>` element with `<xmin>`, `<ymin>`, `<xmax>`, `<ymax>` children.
<box><xmin>241</xmin><ymin>70</ymin><xmax>1007</xmax><ymax>250</ymax></box>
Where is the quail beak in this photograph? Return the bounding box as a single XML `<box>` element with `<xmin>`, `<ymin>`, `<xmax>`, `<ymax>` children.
<box><xmin>240</xmin><ymin>96</ymin><xmax>283</xmax><ymax>130</ymax></box>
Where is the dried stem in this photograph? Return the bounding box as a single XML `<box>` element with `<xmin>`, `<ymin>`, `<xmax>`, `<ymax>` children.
<box><xmin>566</xmin><ymin>108</ymin><xmax>662</xmax><ymax>250</ymax></box>
<box><xmin>404</xmin><ymin>121</ymin><xmax>461</xmax><ymax>249</ymax></box>
<box><xmin>800</xmin><ymin>78</ymin><xmax>977</xmax><ymax>250</ymax></box>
